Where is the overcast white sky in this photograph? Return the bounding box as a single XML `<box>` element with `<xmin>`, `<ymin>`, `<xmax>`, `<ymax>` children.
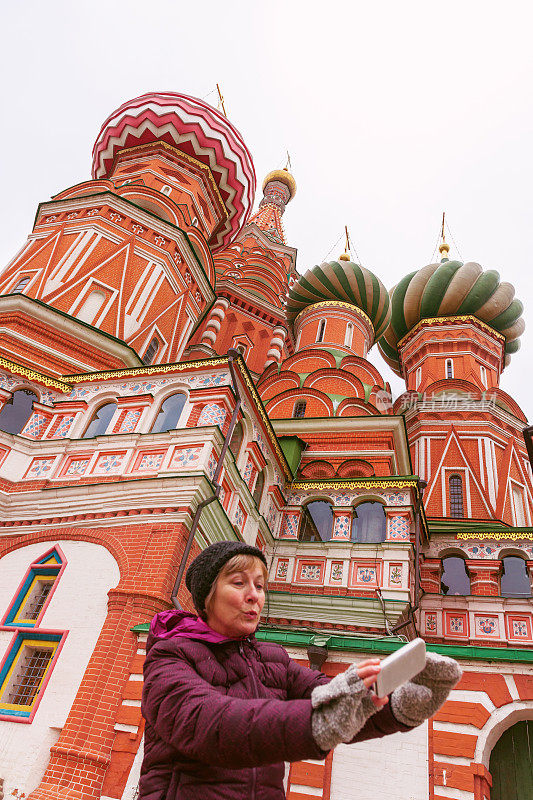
<box><xmin>1</xmin><ymin>1</ymin><xmax>532</xmax><ymax>417</ymax></box>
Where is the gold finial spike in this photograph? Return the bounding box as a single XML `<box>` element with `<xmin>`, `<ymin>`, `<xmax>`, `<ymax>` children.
<box><xmin>339</xmin><ymin>225</ymin><xmax>351</xmax><ymax>261</ymax></box>
<box><xmin>216</xmin><ymin>83</ymin><xmax>227</xmax><ymax>117</ymax></box>
<box><xmin>439</xmin><ymin>211</ymin><xmax>450</xmax><ymax>258</ymax></box>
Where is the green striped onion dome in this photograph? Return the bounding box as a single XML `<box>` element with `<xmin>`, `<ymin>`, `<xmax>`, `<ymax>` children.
<box><xmin>378</xmin><ymin>259</ymin><xmax>525</xmax><ymax>375</ymax></box>
<box><xmin>286</xmin><ymin>260</ymin><xmax>391</xmax><ymax>344</ymax></box>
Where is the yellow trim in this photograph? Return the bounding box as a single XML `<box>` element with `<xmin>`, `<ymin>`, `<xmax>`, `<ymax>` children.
<box><xmin>1</xmin><ymin>639</ymin><xmax>58</xmax><ymax>711</ymax></box>
<box><xmin>457</xmin><ymin>531</ymin><xmax>533</xmax><ymax>541</ymax></box>
<box><xmin>0</xmin><ymin>358</ymin><xmax>71</xmax><ymax>393</ymax></box>
<box><xmin>13</xmin><ymin>576</ymin><xmax>56</xmax><ymax>625</ymax></box>
<box><xmin>64</xmin><ymin>357</ymin><xmax>230</xmax><ymax>383</ymax></box>
<box><xmin>397</xmin><ymin>315</ymin><xmax>506</xmax><ymax>350</ymax></box>
<box><xmin>292</xmin><ymin>479</ymin><xmax>417</xmax><ymax>491</ymax></box>
<box><xmin>41</xmin><ymin>557</ymin><xmax>59</xmax><ymax>565</ymax></box>
<box><xmin>293</xmin><ymin>301</ymin><xmax>374</xmax><ymax>332</ymax></box>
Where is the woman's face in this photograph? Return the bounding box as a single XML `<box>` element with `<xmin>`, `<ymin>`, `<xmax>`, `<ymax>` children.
<box><xmin>206</xmin><ymin>559</ymin><xmax>266</xmax><ymax>638</ymax></box>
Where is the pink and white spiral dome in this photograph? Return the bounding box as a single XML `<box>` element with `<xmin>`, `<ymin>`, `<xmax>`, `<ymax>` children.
<box><xmin>91</xmin><ymin>91</ymin><xmax>256</xmax><ymax>252</ymax></box>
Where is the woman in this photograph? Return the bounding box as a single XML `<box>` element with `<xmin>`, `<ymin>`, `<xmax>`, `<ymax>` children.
<box><xmin>140</xmin><ymin>541</ymin><xmax>461</xmax><ymax>799</ymax></box>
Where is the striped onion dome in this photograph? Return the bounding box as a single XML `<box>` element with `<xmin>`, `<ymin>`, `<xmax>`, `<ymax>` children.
<box><xmin>286</xmin><ymin>260</ymin><xmax>391</xmax><ymax>344</ymax></box>
<box><xmin>91</xmin><ymin>92</ymin><xmax>256</xmax><ymax>252</ymax></box>
<box><xmin>378</xmin><ymin>259</ymin><xmax>525</xmax><ymax>375</ymax></box>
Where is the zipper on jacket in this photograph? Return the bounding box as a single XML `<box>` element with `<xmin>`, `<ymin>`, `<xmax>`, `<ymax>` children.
<box><xmin>239</xmin><ymin>640</ymin><xmax>258</xmax><ymax>800</ymax></box>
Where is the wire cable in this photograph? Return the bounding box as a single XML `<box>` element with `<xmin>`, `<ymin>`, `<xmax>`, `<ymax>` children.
<box><xmin>445</xmin><ymin>220</ymin><xmax>463</xmax><ymax>261</ymax></box>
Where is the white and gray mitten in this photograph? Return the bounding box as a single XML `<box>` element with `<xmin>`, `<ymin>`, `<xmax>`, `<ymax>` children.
<box><xmin>390</xmin><ymin>651</ymin><xmax>462</xmax><ymax>727</ymax></box>
<box><xmin>311</xmin><ymin>664</ymin><xmax>377</xmax><ymax>750</ymax></box>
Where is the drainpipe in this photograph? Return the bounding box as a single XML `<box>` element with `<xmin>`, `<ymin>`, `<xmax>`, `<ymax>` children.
<box><xmin>171</xmin><ymin>349</ymin><xmax>242</xmax><ymax>609</ymax></box>
<box><xmin>392</xmin><ymin>478</ymin><xmax>427</xmax><ymax>634</ymax></box>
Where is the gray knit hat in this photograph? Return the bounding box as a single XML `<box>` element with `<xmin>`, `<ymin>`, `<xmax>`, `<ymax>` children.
<box><xmin>185</xmin><ymin>541</ymin><xmax>268</xmax><ymax>614</ymax></box>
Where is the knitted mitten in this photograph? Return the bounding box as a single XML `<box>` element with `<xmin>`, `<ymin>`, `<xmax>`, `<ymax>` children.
<box><xmin>390</xmin><ymin>651</ymin><xmax>462</xmax><ymax>727</ymax></box>
<box><xmin>311</xmin><ymin>664</ymin><xmax>378</xmax><ymax>750</ymax></box>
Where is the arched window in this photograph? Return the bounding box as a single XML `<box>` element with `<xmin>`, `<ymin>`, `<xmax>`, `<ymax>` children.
<box><xmin>299</xmin><ymin>501</ymin><xmax>333</xmax><ymax>543</ymax></box>
<box><xmin>480</xmin><ymin>365</ymin><xmax>487</xmax><ymax>388</ymax></box>
<box><xmin>441</xmin><ymin>556</ymin><xmax>470</xmax><ymax>595</ymax></box>
<box><xmin>82</xmin><ymin>402</ymin><xmax>117</xmax><ymax>439</ymax></box>
<box><xmin>76</xmin><ymin>290</ymin><xmax>106</xmax><ymax>324</ymax></box>
<box><xmin>13</xmin><ymin>276</ymin><xmax>31</xmax><ymax>293</ymax></box>
<box><xmin>142</xmin><ymin>337</ymin><xmax>160</xmax><ymax>366</ymax></box>
<box><xmin>0</xmin><ymin>389</ymin><xmax>38</xmax><ymax>435</ymax></box>
<box><xmin>344</xmin><ymin>323</ymin><xmax>353</xmax><ymax>347</ymax></box>
<box><xmin>446</xmin><ymin>358</ymin><xmax>454</xmax><ymax>379</ymax></box>
<box><xmin>351</xmin><ymin>502</ymin><xmax>387</xmax><ymax>543</ymax></box>
<box><xmin>161</xmin><ymin>185</ymin><xmax>172</xmax><ymax>196</ymax></box>
<box><xmin>316</xmin><ymin>320</ymin><xmax>326</xmax><ymax>343</ymax></box>
<box><xmin>449</xmin><ymin>474</ymin><xmax>464</xmax><ymax>518</ymax></box>
<box><xmin>293</xmin><ymin>400</ymin><xmax>307</xmax><ymax>419</ymax></box>
<box><xmin>415</xmin><ymin>367</ymin><xmax>422</xmax><ymax>390</ymax></box>
<box><xmin>501</xmin><ymin>556</ymin><xmax>531</xmax><ymax>597</ymax></box>
<box><xmin>228</xmin><ymin>422</ymin><xmax>243</xmax><ymax>459</ymax></box>
<box><xmin>150</xmin><ymin>393</ymin><xmax>187</xmax><ymax>434</ymax></box>
<box><xmin>253</xmin><ymin>469</ymin><xmax>265</xmax><ymax>507</ymax></box>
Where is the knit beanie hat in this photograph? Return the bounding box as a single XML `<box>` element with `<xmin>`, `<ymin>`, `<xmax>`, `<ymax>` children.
<box><xmin>185</xmin><ymin>541</ymin><xmax>268</xmax><ymax>614</ymax></box>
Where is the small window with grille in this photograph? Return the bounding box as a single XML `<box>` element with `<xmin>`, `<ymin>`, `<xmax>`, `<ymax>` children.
<box><xmin>0</xmin><ymin>547</ymin><xmax>65</xmax><ymax>720</ymax></box>
<box><xmin>14</xmin><ymin>578</ymin><xmax>54</xmax><ymax>624</ymax></box>
<box><xmin>293</xmin><ymin>400</ymin><xmax>307</xmax><ymax>419</ymax></box>
<box><xmin>316</xmin><ymin>320</ymin><xmax>326</xmax><ymax>343</ymax></box>
<box><xmin>12</xmin><ymin>276</ymin><xmax>31</xmax><ymax>293</ymax></box>
<box><xmin>446</xmin><ymin>358</ymin><xmax>454</xmax><ymax>379</ymax></box>
<box><xmin>2</xmin><ymin>547</ymin><xmax>63</xmax><ymax>628</ymax></box>
<box><xmin>142</xmin><ymin>337</ymin><xmax>159</xmax><ymax>366</ymax></box>
<box><xmin>449</xmin><ymin>474</ymin><xmax>464</xmax><ymax>518</ymax></box>
<box><xmin>2</xmin><ymin>644</ymin><xmax>55</xmax><ymax>709</ymax></box>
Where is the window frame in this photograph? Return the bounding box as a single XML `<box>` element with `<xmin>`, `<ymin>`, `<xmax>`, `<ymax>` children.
<box><xmin>0</xmin><ymin>546</ymin><xmax>67</xmax><ymax>723</ymax></box>
<box><xmin>142</xmin><ymin>337</ymin><xmax>160</xmax><ymax>366</ymax></box>
<box><xmin>446</xmin><ymin>358</ymin><xmax>454</xmax><ymax>379</ymax></box>
<box><xmin>316</xmin><ymin>319</ymin><xmax>326</xmax><ymax>343</ymax></box>
<box><xmin>448</xmin><ymin>473</ymin><xmax>465</xmax><ymax>518</ymax></box>
<box><xmin>82</xmin><ymin>401</ymin><xmax>118</xmax><ymax>439</ymax></box>
<box><xmin>293</xmin><ymin>400</ymin><xmax>307</xmax><ymax>419</ymax></box>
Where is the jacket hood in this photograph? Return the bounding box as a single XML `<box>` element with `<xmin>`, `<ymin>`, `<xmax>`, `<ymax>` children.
<box><xmin>148</xmin><ymin>609</ymin><xmax>248</xmax><ymax>649</ymax></box>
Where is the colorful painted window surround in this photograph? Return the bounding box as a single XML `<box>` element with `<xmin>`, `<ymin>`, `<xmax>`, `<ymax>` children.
<box><xmin>0</xmin><ymin>546</ymin><xmax>67</xmax><ymax>722</ymax></box>
<box><xmin>2</xmin><ymin>548</ymin><xmax>65</xmax><ymax>628</ymax></box>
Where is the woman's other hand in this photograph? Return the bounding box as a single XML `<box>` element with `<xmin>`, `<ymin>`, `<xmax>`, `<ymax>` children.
<box><xmin>356</xmin><ymin>658</ymin><xmax>388</xmax><ymax>709</ymax></box>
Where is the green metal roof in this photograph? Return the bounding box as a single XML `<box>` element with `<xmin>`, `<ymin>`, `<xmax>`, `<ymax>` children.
<box><xmin>130</xmin><ymin>624</ymin><xmax>533</xmax><ymax>663</ymax></box>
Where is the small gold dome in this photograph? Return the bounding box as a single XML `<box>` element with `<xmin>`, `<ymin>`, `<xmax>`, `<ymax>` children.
<box><xmin>262</xmin><ymin>168</ymin><xmax>297</xmax><ymax>200</ymax></box>
<box><xmin>339</xmin><ymin>252</ymin><xmax>350</xmax><ymax>261</ymax></box>
<box><xmin>439</xmin><ymin>241</ymin><xmax>450</xmax><ymax>256</ymax></box>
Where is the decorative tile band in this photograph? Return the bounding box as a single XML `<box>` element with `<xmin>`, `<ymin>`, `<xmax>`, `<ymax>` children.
<box><xmin>457</xmin><ymin>531</ymin><xmax>533</xmax><ymax>540</ymax></box>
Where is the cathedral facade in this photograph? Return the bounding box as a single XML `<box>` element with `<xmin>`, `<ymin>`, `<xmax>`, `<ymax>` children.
<box><xmin>0</xmin><ymin>91</ymin><xmax>531</xmax><ymax>800</ymax></box>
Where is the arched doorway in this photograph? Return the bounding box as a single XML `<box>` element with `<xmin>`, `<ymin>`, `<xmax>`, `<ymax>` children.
<box><xmin>489</xmin><ymin>720</ymin><xmax>533</xmax><ymax>799</ymax></box>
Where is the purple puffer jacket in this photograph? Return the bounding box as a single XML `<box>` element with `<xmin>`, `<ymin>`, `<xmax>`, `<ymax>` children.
<box><xmin>140</xmin><ymin>611</ymin><xmax>408</xmax><ymax>799</ymax></box>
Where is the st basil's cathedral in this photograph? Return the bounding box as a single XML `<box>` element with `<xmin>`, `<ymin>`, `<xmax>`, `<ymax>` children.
<box><xmin>0</xmin><ymin>91</ymin><xmax>531</xmax><ymax>800</ymax></box>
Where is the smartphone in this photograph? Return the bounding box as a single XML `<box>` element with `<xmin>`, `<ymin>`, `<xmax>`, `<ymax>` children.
<box><xmin>373</xmin><ymin>638</ymin><xmax>426</xmax><ymax>698</ymax></box>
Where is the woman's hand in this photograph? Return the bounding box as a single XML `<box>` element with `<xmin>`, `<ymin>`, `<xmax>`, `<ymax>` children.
<box><xmin>311</xmin><ymin>660</ymin><xmax>386</xmax><ymax>750</ymax></box>
<box><xmin>356</xmin><ymin>658</ymin><xmax>388</xmax><ymax>709</ymax></box>
<box><xmin>390</xmin><ymin>652</ymin><xmax>462</xmax><ymax>727</ymax></box>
